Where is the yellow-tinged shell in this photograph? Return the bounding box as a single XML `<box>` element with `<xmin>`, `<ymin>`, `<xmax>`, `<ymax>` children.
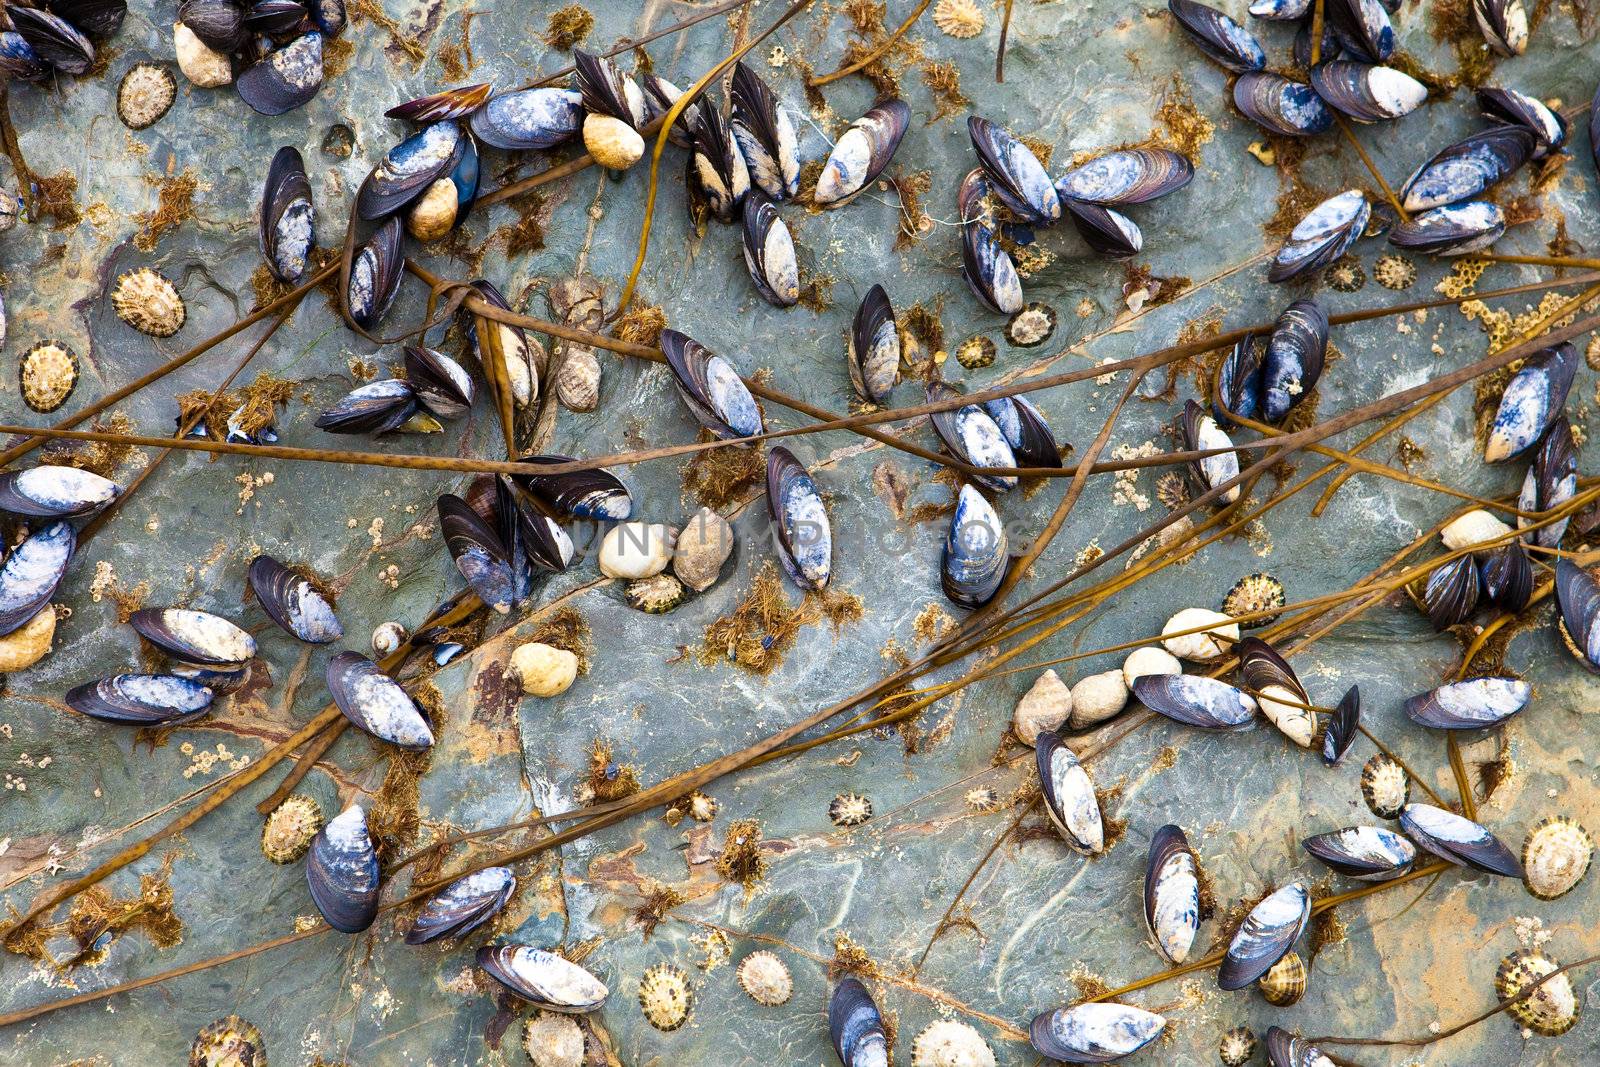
<box><xmin>1257</xmin><ymin>950</ymin><xmax>1307</xmax><ymax>1006</ymax></box>
<box><xmin>1361</xmin><ymin>753</ymin><xmax>1410</xmax><ymax>820</ymax></box>
<box><xmin>404</xmin><ymin>177</ymin><xmax>458</xmax><ymax>242</ymax></box>
<box><xmin>523</xmin><ymin>1010</ymin><xmax>584</xmax><ymax>1067</ymax></box>
<box><xmin>584</xmin><ymin>113</ymin><xmax>644</xmax><ymax>170</ymax></box>
<box><xmin>1521</xmin><ymin>816</ymin><xmax>1593</xmax><ymax>901</ymax></box>
<box><xmin>1374</xmin><ymin>253</ymin><xmax>1417</xmax><ymax>290</ymax></box>
<box><xmin>112</xmin><ymin>267</ymin><xmax>186</xmax><ymax>337</ymax></box>
<box><xmin>1223</xmin><ymin>572</ymin><xmax>1285</xmax><ymax>628</ymax></box>
<box><xmin>173</xmin><ymin>22</ymin><xmax>233</xmax><ymax>87</ymax></box>
<box><xmin>1218</xmin><ymin>1025</ymin><xmax>1257</xmax><ymax>1066</ymax></box>
<box><xmin>911</xmin><ymin>1019</ymin><xmax>997</xmax><ymax>1067</ymax></box>
<box><xmin>118</xmin><ymin>62</ymin><xmax>176</xmax><ymax>130</ymax></box>
<box><xmin>933</xmin><ymin>0</ymin><xmax>985</xmax><ymax>38</ymax></box>
<box><xmin>261</xmin><ymin>794</ymin><xmax>324</xmax><ymax>864</ymax></box>
<box><xmin>687</xmin><ymin>791</ymin><xmax>718</xmax><ymax>822</ymax></box>
<box><xmin>19</xmin><ymin>339</ymin><xmax>79</xmax><ymax>413</ymax></box>
<box><xmin>956</xmin><ymin>335</ymin><xmax>996</xmax><ymax>370</ymax></box>
<box><xmin>625</xmin><ymin>573</ymin><xmax>686</xmax><ymax>614</ymax></box>
<box><xmin>1496</xmin><ymin>950</ymin><xmax>1580</xmax><ymax>1036</ymax></box>
<box><xmin>0</xmin><ymin>604</ymin><xmax>55</xmax><ymax>672</ymax></box>
<box><xmin>829</xmin><ymin>792</ymin><xmax>873</xmax><ymax>827</ymax></box>
<box><xmin>189</xmin><ymin>1015</ymin><xmax>266</xmax><ymax>1067</ymax></box>
<box><xmin>736</xmin><ymin>950</ymin><xmax>792</xmax><ymax>1006</ymax></box>
<box><xmin>638</xmin><ymin>962</ymin><xmax>693</xmax><ymax>1031</ymax></box>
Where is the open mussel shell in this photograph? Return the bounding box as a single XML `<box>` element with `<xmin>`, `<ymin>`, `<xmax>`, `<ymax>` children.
<box><xmin>249</xmin><ymin>556</ymin><xmax>342</xmax><ymax>644</ymax></box>
<box><xmin>327</xmin><ymin>651</ymin><xmax>434</xmax><ymax>749</ymax></box>
<box><xmin>1423</xmin><ymin>553</ymin><xmax>1479</xmax><ymax>630</ymax></box>
<box><xmin>0</xmin><ymin>32</ymin><xmax>50</xmax><ymax>81</ymax></box>
<box><xmin>1064</xmin><ymin>198</ymin><xmax>1143</xmax><ymax>258</ymax></box>
<box><xmin>260</xmin><ymin>146</ymin><xmax>315</xmax><ymax>284</ymax></box>
<box><xmin>358</xmin><ymin>119</ymin><xmax>463</xmax><ymax>220</ymax></box>
<box><xmin>1261</xmin><ymin>299</ymin><xmax>1326</xmax><ymax>423</ymax></box>
<box><xmin>11</xmin><ymin>5</ymin><xmax>94</xmax><ymax>75</ymax></box>
<box><xmin>1029</xmin><ymin>1003</ymin><xmax>1166</xmax><ymax>1064</ymax></box>
<box><xmin>687</xmin><ymin>104</ymin><xmax>750</xmax><ymax>223</ymax></box>
<box><xmin>1132</xmin><ymin>674</ymin><xmax>1257</xmax><ymax>730</ymax></box>
<box><xmin>439</xmin><ymin>492</ymin><xmax>518</xmax><ymax>613</ymax></box>
<box><xmin>1269</xmin><ymin>189</ymin><xmax>1369</xmax><ymax>283</ymax></box>
<box><xmin>315</xmin><ymin>378</ymin><xmax>418</xmax><ymax>435</ymax></box>
<box><xmin>468</xmin><ymin>86</ymin><xmax>583</xmax><ymax>150</ymax></box>
<box><xmin>1473</xmin><ymin>0</ymin><xmax>1528</xmax><ymax>55</ymax></box>
<box><xmin>848</xmin><ymin>284</ymin><xmax>899</xmax><ymax>403</ymax></box>
<box><xmin>246</xmin><ymin>0</ymin><xmax>311</xmax><ymax>36</ymax></box>
<box><xmin>742</xmin><ymin>191</ymin><xmax>798</xmax><ymax>308</ymax></box>
<box><xmin>1308</xmin><ymin>61</ymin><xmax>1426</xmax><ymax>124</ymax></box>
<box><xmin>828</xmin><ymin>978</ymin><xmax>889</xmax><ymax>1066</ymax></box>
<box><xmin>1214</xmin><ymin>333</ymin><xmax>1262</xmax><ymax>428</ymax></box>
<box><xmin>65</xmin><ymin>674</ymin><xmax>214</xmax><ymax>726</ymax></box>
<box><xmin>0</xmin><ymin>521</ymin><xmax>74</xmax><ymax>637</ymax></box>
<box><xmin>1485</xmin><ymin>341</ymin><xmax>1576</xmax><ymax>462</ymax></box>
<box><xmin>1056</xmin><ymin>148</ymin><xmax>1193</xmax><ymax>207</ymax></box>
<box><xmin>1218</xmin><ymin>882</ymin><xmax>1309</xmax><ymax>990</ymax></box>
<box><xmin>958</xmin><ymin>169</ymin><xmax>1024</xmax><ymax>314</ymax></box>
<box><xmin>237</xmin><ymin>31</ymin><xmax>324</xmax><ymax>116</ymax></box>
<box><xmin>766</xmin><ymin>446</ymin><xmax>832</xmax><ymax>591</ymax></box>
<box><xmin>1399</xmin><ymin>803</ymin><xmax>1522</xmax><ymax>877</ymax></box>
<box><xmin>813</xmin><ymin>98</ymin><xmax>909</xmax><ymax>208</ymax></box>
<box><xmin>1232</xmin><ymin>72</ymin><xmax>1332</xmax><ymax>138</ymax></box>
<box><xmin>477</xmin><ymin>944</ymin><xmax>608</xmax><ymax>1012</ymax></box>
<box><xmin>1167</xmin><ymin>0</ymin><xmax>1265</xmax><ymax>71</ymax></box>
<box><xmin>1180</xmin><ymin>399</ymin><xmax>1240</xmax><ymax>505</ymax></box>
<box><xmin>130</xmin><ymin>607</ymin><xmax>255</xmax><ymax>667</ymax></box>
<box><xmin>405</xmin><ymin>866</ymin><xmax>515</xmax><ymax>944</ymax></box>
<box><xmin>0</xmin><ymin>465</ymin><xmax>118</xmax><ymax>518</ymax></box>
<box><xmin>1324</xmin><ymin>0</ymin><xmax>1394</xmax><ymax>61</ymax></box>
<box><xmin>1263</xmin><ymin>1027</ymin><xmax>1335</xmax><ymax>1067</ymax></box>
<box><xmin>1302</xmin><ymin>826</ymin><xmax>1416</xmax><ymax>881</ymax></box>
<box><xmin>387</xmin><ymin>83</ymin><xmax>491</xmax><ymax>123</ymax></box>
<box><xmin>512</xmin><ymin>456</ymin><xmax>633</xmax><ymax>521</ymax></box>
<box><xmin>178</xmin><ymin>0</ymin><xmax>245</xmax><ymax>51</ymax></box>
<box><xmin>572</xmin><ymin>48</ymin><xmax>643</xmax><ymax>126</ymax></box>
<box><xmin>1145</xmin><ymin>825</ymin><xmax>1201</xmax><ymax>965</ymax></box>
<box><xmin>943</xmin><ymin>486</ymin><xmax>1008</xmax><ymax>610</ymax></box>
<box><xmin>1404</xmin><ymin>676</ymin><xmax>1530</xmax><ymax>730</ymax></box>
<box><xmin>983</xmin><ymin>395</ymin><xmax>1062</xmax><ymax>468</ymax></box>
<box><xmin>49</xmin><ymin>0</ymin><xmax>128</xmax><ymax>38</ymax></box>
<box><xmin>1518</xmin><ymin>415</ymin><xmax>1575</xmax><ymax>548</ymax></box>
<box><xmin>307</xmin><ymin>803</ymin><xmax>381</xmax><ymax>933</ymax></box>
<box><xmin>516</xmin><ymin>498</ymin><xmax>574</xmax><ymax>574</ymax></box>
<box><xmin>1477</xmin><ymin>87</ymin><xmax>1564</xmax><ymax>157</ymax></box>
<box><xmin>1389</xmin><ymin>200</ymin><xmax>1505</xmax><ymax>256</ymax></box>
<box><xmin>1322</xmin><ymin>684</ymin><xmax>1360</xmax><ymax>765</ymax></box>
<box><xmin>1036</xmin><ymin>731</ymin><xmax>1103</xmax><ymax>854</ymax></box>
<box><xmin>347</xmin><ymin>216</ymin><xmax>404</xmax><ymax>330</ymax></box>
<box><xmin>1480</xmin><ymin>540</ymin><xmax>1532</xmax><ymax>612</ymax></box>
<box><xmin>490</xmin><ymin>477</ymin><xmax>534</xmax><ymax>604</ymax></box>
<box><xmin>928</xmin><ymin>381</ymin><xmax>1018</xmax><ymax>493</ymax></box>
<box><xmin>404</xmin><ymin>345</ymin><xmax>474</xmax><ymax>419</ymax></box>
<box><xmin>1399</xmin><ymin>125</ymin><xmax>1534</xmax><ymax>213</ymax></box>
<box><xmin>730</xmin><ymin>60</ymin><xmax>799</xmax><ymax>201</ymax></box>
<box><xmin>1237</xmin><ymin>636</ymin><xmax>1315</xmax><ymax>747</ymax></box>
<box><xmin>1555</xmin><ymin>559</ymin><xmax>1600</xmax><ymax>672</ymax></box>
<box><xmin>660</xmin><ymin>329</ymin><xmax>764</xmax><ymax>440</ymax></box>
<box><xmin>968</xmin><ymin>116</ymin><xmax>1060</xmax><ymax>223</ymax></box>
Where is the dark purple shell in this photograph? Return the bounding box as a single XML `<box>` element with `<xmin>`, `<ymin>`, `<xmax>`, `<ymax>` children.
<box><xmin>306</xmin><ymin>803</ymin><xmax>381</xmax><ymax>932</ymax></box>
<box><xmin>248</xmin><ymin>555</ymin><xmax>342</xmax><ymax>644</ymax></box>
<box><xmin>404</xmin><ymin>866</ymin><xmax>515</xmax><ymax>944</ymax></box>
<box><xmin>512</xmin><ymin>456</ymin><xmax>633</xmax><ymax>521</ymax></box>
<box><xmin>1423</xmin><ymin>553</ymin><xmax>1480</xmax><ymax>631</ymax></box>
<box><xmin>438</xmin><ymin>493</ymin><xmax>517</xmax><ymax>614</ymax></box>
<box><xmin>1132</xmin><ymin>674</ymin><xmax>1257</xmax><ymax>730</ymax></box>
<box><xmin>387</xmin><ymin>83</ymin><xmax>493</xmax><ymax>123</ymax></box>
<box><xmin>1556</xmin><ymin>559</ymin><xmax>1600</xmax><ymax>673</ymax></box>
<box><xmin>65</xmin><ymin>674</ymin><xmax>214</xmax><ymax>726</ymax></box>
<box><xmin>1403</xmin><ymin>677</ymin><xmax>1530</xmax><ymax>730</ymax></box>
<box><xmin>236</xmin><ymin>31</ymin><xmax>324</xmax><ymax>116</ymax></box>
<box><xmin>10</xmin><ymin>5</ymin><xmax>93</xmax><ymax>74</ymax></box>
<box><xmin>1322</xmin><ymin>684</ymin><xmax>1360</xmax><ymax>766</ymax></box>
<box><xmin>1398</xmin><ymin>803</ymin><xmax>1522</xmax><ymax>877</ymax></box>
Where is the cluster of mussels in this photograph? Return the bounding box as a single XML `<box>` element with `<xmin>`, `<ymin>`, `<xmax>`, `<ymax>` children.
<box><xmin>0</xmin><ymin>0</ymin><xmax>126</xmax><ymax>82</ymax></box>
<box><xmin>171</xmin><ymin>0</ymin><xmax>345</xmax><ymax>114</ymax></box>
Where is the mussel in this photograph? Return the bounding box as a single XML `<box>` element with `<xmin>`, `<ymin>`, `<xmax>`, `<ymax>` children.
<box><xmin>742</xmin><ymin>191</ymin><xmax>799</xmax><ymax>308</ymax></box>
<box><xmin>1555</xmin><ymin>560</ymin><xmax>1600</xmax><ymax>672</ymax></box>
<box><xmin>1035</xmin><ymin>731</ymin><xmax>1103</xmax><ymax>854</ymax></box>
<box><xmin>347</xmin><ymin>216</ymin><xmax>404</xmax><ymax>330</ymax></box>
<box><xmin>847</xmin><ymin>284</ymin><xmax>899</xmax><ymax>404</ymax></box>
<box><xmin>307</xmin><ymin>0</ymin><xmax>344</xmax><ymax>36</ymax></box>
<box><xmin>730</xmin><ymin>60</ymin><xmax>800</xmax><ymax>201</ymax></box>
<box><xmin>1055</xmin><ymin>148</ymin><xmax>1193</xmax><ymax>207</ymax></box>
<box><xmin>246</xmin><ymin>0</ymin><xmax>311</xmax><ymax>35</ymax></box>
<box><xmin>404</xmin><ymin>345</ymin><xmax>475</xmax><ymax>419</ymax></box>
<box><xmin>1268</xmin><ymin>189</ymin><xmax>1369</xmax><ymax>283</ymax></box>
<box><xmin>1404</xmin><ymin>677</ymin><xmax>1530</xmax><ymax>730</ymax></box>
<box><xmin>49</xmin><ymin>0</ymin><xmax>127</xmax><ymax>38</ymax></box>
<box><xmin>1323</xmin><ymin>0</ymin><xmax>1394</xmax><ymax>62</ymax></box>
<box><xmin>464</xmin><ymin>280</ymin><xmax>537</xmax><ymax>409</ymax></box>
<box><xmin>1145</xmin><ymin>824</ymin><xmax>1202</xmax><ymax>964</ymax></box>
<box><xmin>1518</xmin><ymin>415</ymin><xmax>1576</xmax><ymax>548</ymax></box>
<box><xmin>1232</xmin><ymin>72</ymin><xmax>1332</xmax><ymax>138</ymax></box>
<box><xmin>1260</xmin><ymin>299</ymin><xmax>1327</xmax><ymax>423</ymax></box>
<box><xmin>958</xmin><ymin>169</ymin><xmax>1024</xmax><ymax>314</ymax></box>
<box><xmin>686</xmin><ymin>104</ymin><xmax>750</xmax><ymax>223</ymax></box>
<box><xmin>766</xmin><ymin>446</ymin><xmax>832</xmax><ymax>591</ymax></box>
<box><xmin>260</xmin><ymin>146</ymin><xmax>315</xmax><ymax>284</ymax></box>
<box><xmin>1237</xmin><ymin>637</ymin><xmax>1315</xmax><ymax>748</ymax></box>
<box><xmin>1167</xmin><ymin>0</ymin><xmax>1266</xmax><ymax>72</ymax></box>
<box><xmin>1480</xmin><ymin>540</ymin><xmax>1532</xmax><ymax>612</ymax></box>
<box><xmin>641</xmin><ymin>73</ymin><xmax>701</xmax><ymax>149</ymax></box>
<box><xmin>1132</xmin><ymin>673</ymin><xmax>1257</xmax><ymax>730</ymax></box>
<box><xmin>1302</xmin><ymin>826</ymin><xmax>1416</xmax><ymax>881</ymax></box>
<box><xmin>306</xmin><ymin>803</ymin><xmax>381</xmax><ymax>933</ymax></box>
<box><xmin>477</xmin><ymin>944</ymin><xmax>608</xmax><ymax>1012</ymax></box>
<box><xmin>387</xmin><ymin>83</ymin><xmax>493</xmax><ymax>123</ymax></box>
<box><xmin>468</xmin><ymin>86</ymin><xmax>584</xmax><ymax>150</ymax></box>
<box><xmin>1248</xmin><ymin>0</ymin><xmax>1310</xmax><ymax>19</ymax></box>
<box><xmin>828</xmin><ymin>978</ymin><xmax>889</xmax><ymax>1067</ymax></box>
<box><xmin>0</xmin><ymin>32</ymin><xmax>49</xmax><ymax>82</ymax></box>
<box><xmin>1063</xmin><ymin>198</ymin><xmax>1144</xmax><ymax>259</ymax></box>
<box><xmin>968</xmin><ymin>116</ymin><xmax>1060</xmax><ymax>224</ymax></box>
<box><xmin>1217</xmin><ymin>881</ymin><xmax>1309</xmax><ymax>990</ymax></box>
<box><xmin>1322</xmin><ymin>684</ymin><xmax>1360</xmax><ymax>766</ymax></box>
<box><xmin>1308</xmin><ymin>61</ymin><xmax>1427</xmax><ymax>124</ymax></box>
<box><xmin>130</xmin><ymin>607</ymin><xmax>255</xmax><ymax>667</ymax></box>
<box><xmin>1179</xmin><ymin>399</ymin><xmax>1240</xmax><ymax>505</ymax></box>
<box><xmin>813</xmin><ymin>99</ymin><xmax>910</xmax><ymax>209</ymax></box>
<box><xmin>512</xmin><ymin>455</ymin><xmax>633</xmax><ymax>521</ymax></box>
<box><xmin>1399</xmin><ymin>125</ymin><xmax>1535</xmax><ymax>213</ymax></box>
<box><xmin>358</xmin><ymin>120</ymin><xmax>465</xmax><ymax>221</ymax></box>
<box><xmin>327</xmin><ymin>651</ymin><xmax>435</xmax><ymax>749</ymax></box>
<box><xmin>438</xmin><ymin>492</ymin><xmax>520</xmax><ymax>613</ymax></box>
<box><xmin>660</xmin><ymin>329</ymin><xmax>764</xmax><ymax>440</ymax></box>
<box><xmin>1398</xmin><ymin>803</ymin><xmax>1522</xmax><ymax>877</ymax></box>
<box><xmin>11</xmin><ymin>5</ymin><xmax>93</xmax><ymax>75</ymax></box>
<box><xmin>1423</xmin><ymin>553</ymin><xmax>1480</xmax><ymax>630</ymax></box>
<box><xmin>0</xmin><ymin>465</ymin><xmax>118</xmax><ymax>518</ymax></box>
<box><xmin>178</xmin><ymin>0</ymin><xmax>245</xmax><ymax>52</ymax></box>
<box><xmin>248</xmin><ymin>556</ymin><xmax>342</xmax><ymax>644</ymax></box>
<box><xmin>1214</xmin><ymin>333</ymin><xmax>1262</xmax><ymax>428</ymax></box>
<box><xmin>1029</xmin><ymin>1003</ymin><xmax>1166</xmax><ymax>1064</ymax></box>
<box><xmin>927</xmin><ymin>381</ymin><xmax>1018</xmax><ymax>493</ymax></box>
<box><xmin>405</xmin><ymin>866</ymin><xmax>515</xmax><ymax>944</ymax></box>
<box><xmin>236</xmin><ymin>31</ymin><xmax>323</xmax><ymax>116</ymax></box>
<box><xmin>1477</xmin><ymin>86</ymin><xmax>1565</xmax><ymax>157</ymax></box>
<box><xmin>65</xmin><ymin>674</ymin><xmax>214</xmax><ymax>726</ymax></box>
<box><xmin>315</xmin><ymin>379</ymin><xmax>419</xmax><ymax>435</ymax></box>
<box><xmin>1484</xmin><ymin>341</ymin><xmax>1576</xmax><ymax>462</ymax></box>
<box><xmin>574</xmin><ymin>49</ymin><xmax>646</xmax><ymax>170</ymax></box>
<box><xmin>982</xmin><ymin>394</ymin><xmax>1062</xmax><ymax>468</ymax></box>
<box><xmin>942</xmin><ymin>486</ymin><xmax>1008</xmax><ymax>609</ymax></box>
<box><xmin>1264</xmin><ymin>1027</ymin><xmax>1336</xmax><ymax>1067</ymax></box>
<box><xmin>1472</xmin><ymin>0</ymin><xmax>1528</xmax><ymax>55</ymax></box>
<box><xmin>1389</xmin><ymin>200</ymin><xmax>1505</xmax><ymax>256</ymax></box>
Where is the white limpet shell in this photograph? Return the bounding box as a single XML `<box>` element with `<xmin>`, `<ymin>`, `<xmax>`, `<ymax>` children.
<box><xmin>1067</xmin><ymin>670</ymin><xmax>1128</xmax><ymax>729</ymax></box>
<box><xmin>1161</xmin><ymin>608</ymin><xmax>1240</xmax><ymax>661</ymax></box>
<box><xmin>736</xmin><ymin>950</ymin><xmax>793</xmax><ymax>1006</ymax></box>
<box><xmin>1122</xmin><ymin>645</ymin><xmax>1181</xmax><ymax>689</ymax></box>
<box><xmin>1440</xmin><ymin>508</ymin><xmax>1513</xmax><ymax>550</ymax></box>
<box><xmin>1013</xmin><ymin>669</ymin><xmax>1072</xmax><ymax>743</ymax></box>
<box><xmin>523</xmin><ymin>1011</ymin><xmax>584</xmax><ymax>1067</ymax></box>
<box><xmin>911</xmin><ymin>1019</ymin><xmax>996</xmax><ymax>1067</ymax></box>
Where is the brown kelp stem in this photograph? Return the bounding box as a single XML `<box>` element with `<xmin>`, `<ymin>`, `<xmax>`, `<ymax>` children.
<box><xmin>996</xmin><ymin>0</ymin><xmax>1016</xmax><ymax>81</ymax></box>
<box><xmin>1332</xmin><ymin>112</ymin><xmax>1408</xmax><ymax>222</ymax></box>
<box><xmin>808</xmin><ymin>0</ymin><xmax>933</xmax><ymax>87</ymax></box>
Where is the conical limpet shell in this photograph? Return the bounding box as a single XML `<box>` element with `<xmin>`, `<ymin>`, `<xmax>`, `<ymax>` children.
<box><xmin>1521</xmin><ymin>816</ymin><xmax>1592</xmax><ymax>900</ymax></box>
<box><xmin>638</xmin><ymin>962</ymin><xmax>693</xmax><ymax>1031</ymax></box>
<box><xmin>261</xmin><ymin>792</ymin><xmax>324</xmax><ymax>864</ymax></box>
<box><xmin>1495</xmin><ymin>949</ymin><xmax>1580</xmax><ymax>1036</ymax></box>
<box><xmin>911</xmin><ymin>1018</ymin><xmax>997</xmax><ymax>1067</ymax></box>
<box><xmin>736</xmin><ymin>950</ymin><xmax>792</xmax><ymax>1006</ymax></box>
<box><xmin>1360</xmin><ymin>753</ymin><xmax>1409</xmax><ymax>819</ymax></box>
